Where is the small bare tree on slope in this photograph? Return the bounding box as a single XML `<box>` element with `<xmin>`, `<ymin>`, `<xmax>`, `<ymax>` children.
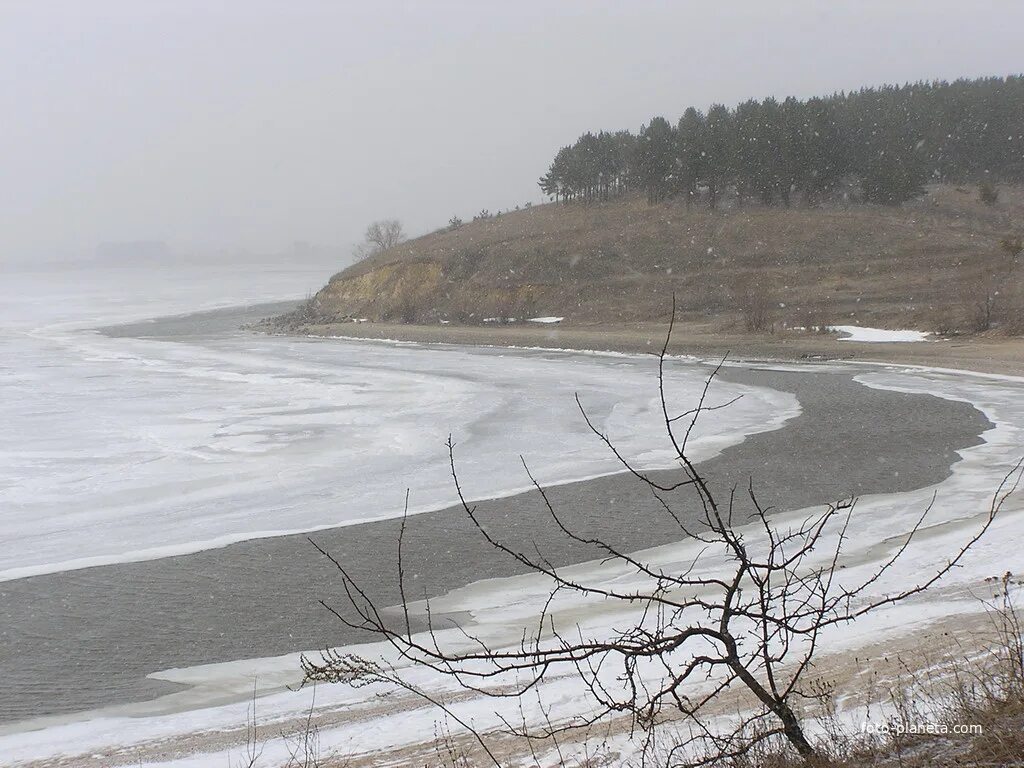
<box><xmin>301</xmin><ymin>303</ymin><xmax>1022</xmax><ymax>767</ymax></box>
<box><xmin>353</xmin><ymin>219</ymin><xmax>406</xmax><ymax>261</ymax></box>
<box><xmin>365</xmin><ymin>219</ymin><xmax>405</xmax><ymax>252</ymax></box>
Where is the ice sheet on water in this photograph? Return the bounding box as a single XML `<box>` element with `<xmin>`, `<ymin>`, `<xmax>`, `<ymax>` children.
<box><xmin>0</xmin><ymin>259</ymin><xmax>800</xmax><ymax>580</ymax></box>
<box><xmin>7</xmin><ymin>365</ymin><xmax>1023</xmax><ymax>768</ymax></box>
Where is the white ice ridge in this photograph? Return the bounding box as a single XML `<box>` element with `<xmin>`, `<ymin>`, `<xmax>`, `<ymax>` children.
<box><xmin>527</xmin><ymin>316</ymin><xmax>564</xmax><ymax>323</ymax></box>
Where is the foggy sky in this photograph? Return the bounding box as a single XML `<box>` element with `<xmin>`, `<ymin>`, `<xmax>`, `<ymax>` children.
<box><xmin>3</xmin><ymin>1</ymin><xmax>1023</xmax><ymax>263</ymax></box>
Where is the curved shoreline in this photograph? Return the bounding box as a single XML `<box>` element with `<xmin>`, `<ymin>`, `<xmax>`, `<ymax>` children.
<box><xmin>279</xmin><ymin>317</ymin><xmax>1024</xmax><ymax>377</ymax></box>
<box><xmin>0</xmin><ymin>309</ymin><xmax>992</xmax><ymax>729</ymax></box>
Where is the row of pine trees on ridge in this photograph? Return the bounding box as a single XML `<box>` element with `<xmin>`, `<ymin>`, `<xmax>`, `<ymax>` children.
<box><xmin>537</xmin><ymin>75</ymin><xmax>1024</xmax><ymax>208</ymax></box>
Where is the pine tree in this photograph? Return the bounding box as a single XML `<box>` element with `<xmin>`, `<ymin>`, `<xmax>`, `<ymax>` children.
<box><xmin>676</xmin><ymin>108</ymin><xmax>705</xmax><ymax>207</ymax></box>
<box><xmin>635</xmin><ymin>117</ymin><xmax>677</xmax><ymax>203</ymax></box>
<box><xmin>703</xmin><ymin>104</ymin><xmax>734</xmax><ymax>209</ymax></box>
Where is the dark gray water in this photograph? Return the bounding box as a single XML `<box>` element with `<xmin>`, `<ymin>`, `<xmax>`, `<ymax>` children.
<box><xmin>0</xmin><ymin>311</ymin><xmax>990</xmax><ymax>726</ymax></box>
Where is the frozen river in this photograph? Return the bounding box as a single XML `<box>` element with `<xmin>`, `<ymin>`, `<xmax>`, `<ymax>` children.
<box><xmin>0</xmin><ymin>257</ymin><xmax>1000</xmax><ymax>764</ymax></box>
<box><xmin>1</xmin><ymin>257</ymin><xmax>795</xmax><ymax>581</ymax></box>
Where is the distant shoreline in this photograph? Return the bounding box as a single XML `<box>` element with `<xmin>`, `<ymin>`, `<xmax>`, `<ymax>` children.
<box><xmin>99</xmin><ymin>299</ymin><xmax>301</xmax><ymax>339</ymax></box>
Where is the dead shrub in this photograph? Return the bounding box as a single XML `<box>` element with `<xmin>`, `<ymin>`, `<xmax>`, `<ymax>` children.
<box><xmin>733</xmin><ymin>275</ymin><xmax>775</xmax><ymax>332</ymax></box>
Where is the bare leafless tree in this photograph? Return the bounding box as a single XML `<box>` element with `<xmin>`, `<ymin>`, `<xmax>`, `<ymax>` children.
<box><xmin>968</xmin><ymin>233</ymin><xmax>1024</xmax><ymax>333</ymax></box>
<box><xmin>365</xmin><ymin>219</ymin><xmax>405</xmax><ymax>252</ymax></box>
<box><xmin>732</xmin><ymin>274</ymin><xmax>774</xmax><ymax>333</ymax></box>
<box><xmin>351</xmin><ymin>219</ymin><xmax>406</xmax><ymax>261</ymax></box>
<box><xmin>301</xmin><ymin>303</ymin><xmax>1021</xmax><ymax>767</ymax></box>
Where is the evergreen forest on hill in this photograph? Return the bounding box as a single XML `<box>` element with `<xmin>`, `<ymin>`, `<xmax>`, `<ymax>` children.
<box><xmin>538</xmin><ymin>75</ymin><xmax>1024</xmax><ymax>207</ymax></box>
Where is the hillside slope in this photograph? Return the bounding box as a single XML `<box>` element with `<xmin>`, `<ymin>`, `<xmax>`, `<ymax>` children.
<box><xmin>284</xmin><ymin>185</ymin><xmax>1024</xmax><ymax>334</ymax></box>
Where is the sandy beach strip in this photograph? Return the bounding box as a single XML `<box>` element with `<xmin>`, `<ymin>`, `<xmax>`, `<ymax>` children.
<box><xmin>284</xmin><ymin>318</ymin><xmax>1024</xmax><ymax>377</ymax></box>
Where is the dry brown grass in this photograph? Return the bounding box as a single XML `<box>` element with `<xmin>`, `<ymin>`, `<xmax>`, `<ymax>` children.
<box><xmin>712</xmin><ymin>700</ymin><xmax>1024</xmax><ymax>768</ymax></box>
<box><xmin>295</xmin><ymin>185</ymin><xmax>1024</xmax><ymax>336</ymax></box>
<box><xmin>702</xmin><ymin>577</ymin><xmax>1024</xmax><ymax>768</ymax></box>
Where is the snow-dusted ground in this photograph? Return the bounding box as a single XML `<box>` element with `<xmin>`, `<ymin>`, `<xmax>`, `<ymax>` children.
<box><xmin>2</xmin><ymin>359</ymin><xmax>1021</xmax><ymax>767</ymax></box>
<box><xmin>0</xmin><ymin>260</ymin><xmax>796</xmax><ymax>582</ymax></box>
<box><xmin>830</xmin><ymin>325</ymin><xmax>933</xmax><ymax>342</ymax></box>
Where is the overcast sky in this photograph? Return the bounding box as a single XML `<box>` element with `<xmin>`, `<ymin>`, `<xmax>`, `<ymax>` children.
<box><xmin>3</xmin><ymin>0</ymin><xmax>1023</xmax><ymax>262</ymax></box>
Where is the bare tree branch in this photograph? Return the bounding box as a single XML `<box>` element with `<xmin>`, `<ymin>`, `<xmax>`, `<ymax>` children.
<box><xmin>302</xmin><ymin>300</ymin><xmax>1020</xmax><ymax>766</ymax></box>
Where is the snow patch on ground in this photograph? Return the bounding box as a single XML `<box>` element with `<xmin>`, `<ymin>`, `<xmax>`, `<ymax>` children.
<box><xmin>830</xmin><ymin>325</ymin><xmax>932</xmax><ymax>342</ymax></box>
<box><xmin>527</xmin><ymin>316</ymin><xmax>564</xmax><ymax>324</ymax></box>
